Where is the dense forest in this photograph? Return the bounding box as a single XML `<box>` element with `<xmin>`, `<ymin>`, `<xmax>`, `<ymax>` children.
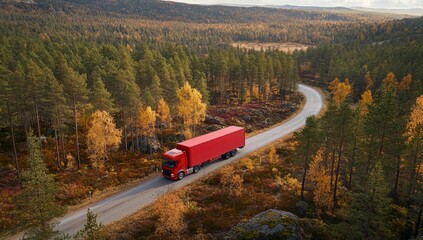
<box><xmin>0</xmin><ymin>0</ymin><xmax>423</xmax><ymax>239</ymax></box>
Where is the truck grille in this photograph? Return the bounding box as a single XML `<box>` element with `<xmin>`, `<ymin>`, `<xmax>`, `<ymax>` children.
<box><xmin>162</xmin><ymin>169</ymin><xmax>172</xmax><ymax>177</ymax></box>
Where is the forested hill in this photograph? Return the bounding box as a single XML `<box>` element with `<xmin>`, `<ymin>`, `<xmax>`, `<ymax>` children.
<box><xmin>0</xmin><ymin>0</ymin><xmax>397</xmax><ymax>23</ymax></box>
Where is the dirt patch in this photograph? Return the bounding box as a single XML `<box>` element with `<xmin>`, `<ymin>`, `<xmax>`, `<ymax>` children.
<box><xmin>231</xmin><ymin>42</ymin><xmax>311</xmax><ymax>53</ymax></box>
<box><xmin>200</xmin><ymin>92</ymin><xmax>303</xmax><ymax>136</ymax></box>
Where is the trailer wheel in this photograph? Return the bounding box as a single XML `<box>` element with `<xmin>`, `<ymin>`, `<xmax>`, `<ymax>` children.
<box><xmin>230</xmin><ymin>149</ymin><xmax>237</xmax><ymax>157</ymax></box>
<box><xmin>222</xmin><ymin>152</ymin><xmax>231</xmax><ymax>159</ymax></box>
<box><xmin>193</xmin><ymin>165</ymin><xmax>200</xmax><ymax>173</ymax></box>
<box><xmin>178</xmin><ymin>172</ymin><xmax>184</xmax><ymax>180</ymax></box>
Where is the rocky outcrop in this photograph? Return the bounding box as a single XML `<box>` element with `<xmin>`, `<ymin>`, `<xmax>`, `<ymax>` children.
<box><xmin>226</xmin><ymin>209</ymin><xmax>304</xmax><ymax>240</ymax></box>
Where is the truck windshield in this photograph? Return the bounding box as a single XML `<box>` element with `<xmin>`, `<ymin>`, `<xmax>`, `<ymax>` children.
<box><xmin>162</xmin><ymin>158</ymin><xmax>176</xmax><ymax>168</ymax></box>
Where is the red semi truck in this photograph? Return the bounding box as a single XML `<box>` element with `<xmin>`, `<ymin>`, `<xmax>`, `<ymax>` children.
<box><xmin>162</xmin><ymin>126</ymin><xmax>245</xmax><ymax>180</ymax></box>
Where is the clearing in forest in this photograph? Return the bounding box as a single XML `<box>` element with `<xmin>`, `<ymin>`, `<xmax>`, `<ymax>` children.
<box><xmin>231</xmin><ymin>42</ymin><xmax>311</xmax><ymax>53</ymax></box>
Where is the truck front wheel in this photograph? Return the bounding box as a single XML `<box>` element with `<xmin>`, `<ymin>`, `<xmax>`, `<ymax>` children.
<box><xmin>230</xmin><ymin>149</ymin><xmax>237</xmax><ymax>156</ymax></box>
<box><xmin>222</xmin><ymin>152</ymin><xmax>231</xmax><ymax>159</ymax></box>
<box><xmin>193</xmin><ymin>165</ymin><xmax>200</xmax><ymax>173</ymax></box>
<box><xmin>178</xmin><ymin>172</ymin><xmax>184</xmax><ymax>180</ymax></box>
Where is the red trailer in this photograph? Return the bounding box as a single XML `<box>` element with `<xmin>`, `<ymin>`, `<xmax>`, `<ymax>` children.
<box><xmin>162</xmin><ymin>126</ymin><xmax>245</xmax><ymax>180</ymax></box>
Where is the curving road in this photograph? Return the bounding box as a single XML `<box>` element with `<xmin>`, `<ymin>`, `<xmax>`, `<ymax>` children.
<box><xmin>54</xmin><ymin>84</ymin><xmax>323</xmax><ymax>236</ymax></box>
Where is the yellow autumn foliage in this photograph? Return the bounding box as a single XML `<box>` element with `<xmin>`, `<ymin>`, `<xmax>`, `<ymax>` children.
<box><xmin>308</xmin><ymin>147</ymin><xmax>325</xmax><ymax>183</ymax></box>
<box><xmin>276</xmin><ymin>174</ymin><xmax>301</xmax><ymax>196</ymax></box>
<box><xmin>307</xmin><ymin>147</ymin><xmax>333</xmax><ymax>214</ymax></box>
<box><xmin>360</xmin><ymin>89</ymin><xmax>373</xmax><ymax>116</ymax></box>
<box><xmin>399</xmin><ymin>73</ymin><xmax>413</xmax><ymax>92</ymax></box>
<box><xmin>382</xmin><ymin>72</ymin><xmax>398</xmax><ymax>91</ymax></box>
<box><xmin>87</xmin><ymin>110</ymin><xmax>122</xmax><ymax>171</ymax></box>
<box><xmin>268</xmin><ymin>146</ymin><xmax>277</xmax><ymax>166</ymax></box>
<box><xmin>405</xmin><ymin>95</ymin><xmax>423</xmax><ymax>143</ymax></box>
<box><xmin>138</xmin><ymin>106</ymin><xmax>156</xmax><ymax>137</ymax></box>
<box><xmin>364</xmin><ymin>71</ymin><xmax>373</xmax><ymax>90</ymax></box>
<box><xmin>252</xmin><ymin>85</ymin><xmax>260</xmax><ymax>101</ymax></box>
<box><xmin>313</xmin><ymin>174</ymin><xmax>333</xmax><ymax>215</ymax></box>
<box><xmin>329</xmin><ymin>78</ymin><xmax>351</xmax><ymax>108</ymax></box>
<box><xmin>220</xmin><ymin>165</ymin><xmax>244</xmax><ymax>197</ymax></box>
<box><xmin>177</xmin><ymin>82</ymin><xmax>206</xmax><ymax>139</ymax></box>
<box><xmin>157</xmin><ymin>98</ymin><xmax>172</xmax><ymax>129</ymax></box>
<box><xmin>155</xmin><ymin>193</ymin><xmax>188</xmax><ymax>237</ymax></box>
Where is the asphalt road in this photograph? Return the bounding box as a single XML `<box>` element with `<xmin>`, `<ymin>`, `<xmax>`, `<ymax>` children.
<box><xmin>54</xmin><ymin>83</ymin><xmax>323</xmax><ymax>236</ymax></box>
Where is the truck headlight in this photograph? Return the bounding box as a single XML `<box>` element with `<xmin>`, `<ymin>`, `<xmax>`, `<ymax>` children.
<box><xmin>171</xmin><ymin>174</ymin><xmax>174</xmax><ymax>177</ymax></box>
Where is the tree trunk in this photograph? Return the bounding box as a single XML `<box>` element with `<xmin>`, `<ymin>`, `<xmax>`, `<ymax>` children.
<box><xmin>348</xmin><ymin>138</ymin><xmax>357</xmax><ymax>190</ymax></box>
<box><xmin>333</xmin><ymin>134</ymin><xmax>344</xmax><ymax>213</ymax></box>
<box><xmin>19</xmin><ymin>105</ymin><xmax>28</xmax><ymax>135</ymax></box>
<box><xmin>60</xmin><ymin>134</ymin><xmax>67</xmax><ymax>169</ymax></box>
<box><xmin>130</xmin><ymin>111</ymin><xmax>135</xmax><ymax>153</ymax></box>
<box><xmin>35</xmin><ymin>103</ymin><xmax>42</xmax><ymax>147</ymax></box>
<box><xmin>393</xmin><ymin>154</ymin><xmax>401</xmax><ymax>198</ymax></box>
<box><xmin>329</xmin><ymin>147</ymin><xmax>336</xmax><ymax>191</ymax></box>
<box><xmin>73</xmin><ymin>96</ymin><xmax>81</xmax><ymax>169</ymax></box>
<box><xmin>7</xmin><ymin>102</ymin><xmax>19</xmax><ymax>179</ymax></box>
<box><xmin>377</xmin><ymin>115</ymin><xmax>388</xmax><ymax>162</ymax></box>
<box><xmin>414</xmin><ymin>207</ymin><xmax>422</xmax><ymax>238</ymax></box>
<box><xmin>300</xmin><ymin>138</ymin><xmax>310</xmax><ymax>201</ymax></box>
<box><xmin>54</xmin><ymin>126</ymin><xmax>61</xmax><ymax>169</ymax></box>
<box><xmin>409</xmin><ymin>140</ymin><xmax>421</xmax><ymax>196</ymax></box>
<box><xmin>323</xmin><ymin>136</ymin><xmax>330</xmax><ymax>169</ymax></box>
<box><xmin>367</xmin><ymin>136</ymin><xmax>374</xmax><ymax>173</ymax></box>
<box><xmin>122</xmin><ymin>107</ymin><xmax>128</xmax><ymax>151</ymax></box>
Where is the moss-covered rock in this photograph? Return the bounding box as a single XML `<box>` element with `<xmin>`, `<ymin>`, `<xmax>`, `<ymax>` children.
<box><xmin>226</xmin><ymin>209</ymin><xmax>304</xmax><ymax>240</ymax></box>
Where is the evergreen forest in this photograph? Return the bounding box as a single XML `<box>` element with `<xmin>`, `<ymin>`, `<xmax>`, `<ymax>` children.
<box><xmin>0</xmin><ymin>0</ymin><xmax>422</xmax><ymax>239</ymax></box>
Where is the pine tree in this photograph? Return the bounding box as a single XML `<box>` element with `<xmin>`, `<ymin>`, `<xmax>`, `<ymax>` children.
<box><xmin>26</xmin><ymin>60</ymin><xmax>45</xmax><ymax>142</ymax></box>
<box><xmin>42</xmin><ymin>67</ymin><xmax>68</xmax><ymax>169</ymax></box>
<box><xmin>295</xmin><ymin>116</ymin><xmax>321</xmax><ymax>202</ymax></box>
<box><xmin>340</xmin><ymin>161</ymin><xmax>392</xmax><ymax>239</ymax></box>
<box><xmin>14</xmin><ymin>130</ymin><xmax>65</xmax><ymax>239</ymax></box>
<box><xmin>365</xmin><ymin>81</ymin><xmax>403</xmax><ymax>193</ymax></box>
<box><xmin>0</xmin><ymin>65</ymin><xmax>19</xmax><ymax>177</ymax></box>
<box><xmin>61</xmin><ymin>62</ymin><xmax>89</xmax><ymax>169</ymax></box>
<box><xmin>108</xmin><ymin>67</ymin><xmax>141</xmax><ymax>151</ymax></box>
<box><xmin>160</xmin><ymin>64</ymin><xmax>178</xmax><ymax>112</ymax></box>
<box><xmin>74</xmin><ymin>208</ymin><xmax>104</xmax><ymax>240</ymax></box>
<box><xmin>91</xmin><ymin>76</ymin><xmax>116</xmax><ymax>114</ymax></box>
<box><xmin>150</xmin><ymin>74</ymin><xmax>162</xmax><ymax>109</ymax></box>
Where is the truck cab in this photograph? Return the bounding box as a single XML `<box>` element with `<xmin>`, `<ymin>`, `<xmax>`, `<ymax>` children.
<box><xmin>162</xmin><ymin>149</ymin><xmax>187</xmax><ymax>180</ymax></box>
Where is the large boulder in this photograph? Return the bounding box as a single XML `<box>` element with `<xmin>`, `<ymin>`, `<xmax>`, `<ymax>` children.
<box><xmin>226</xmin><ymin>209</ymin><xmax>304</xmax><ymax>240</ymax></box>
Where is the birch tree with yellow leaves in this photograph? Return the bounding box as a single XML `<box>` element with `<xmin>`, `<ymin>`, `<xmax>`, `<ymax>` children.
<box><xmin>157</xmin><ymin>98</ymin><xmax>172</xmax><ymax>145</ymax></box>
<box><xmin>309</xmin><ymin>148</ymin><xmax>333</xmax><ymax>215</ymax></box>
<box><xmin>326</xmin><ymin>78</ymin><xmax>353</xmax><ymax>211</ymax></box>
<box><xmin>177</xmin><ymin>82</ymin><xmax>206</xmax><ymax>139</ymax></box>
<box><xmin>87</xmin><ymin>110</ymin><xmax>122</xmax><ymax>175</ymax></box>
<box><xmin>138</xmin><ymin>106</ymin><xmax>157</xmax><ymax>153</ymax></box>
<box><xmin>329</xmin><ymin>78</ymin><xmax>352</xmax><ymax>108</ymax></box>
<box><xmin>138</xmin><ymin>106</ymin><xmax>156</xmax><ymax>138</ymax></box>
<box><xmin>405</xmin><ymin>95</ymin><xmax>423</xmax><ymax>196</ymax></box>
<box><xmin>359</xmin><ymin>90</ymin><xmax>373</xmax><ymax>116</ymax></box>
